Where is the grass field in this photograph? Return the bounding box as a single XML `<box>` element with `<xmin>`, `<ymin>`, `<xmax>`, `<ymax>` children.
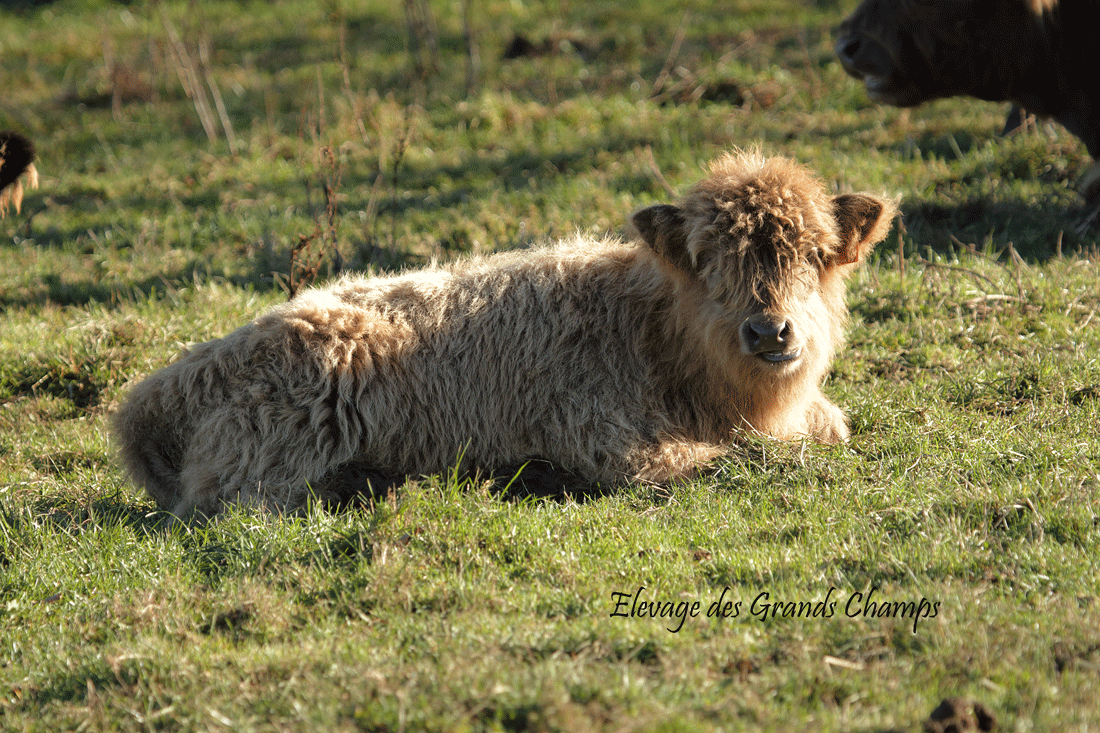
<box><xmin>2</xmin><ymin>0</ymin><xmax>1099</xmax><ymax>730</ymax></box>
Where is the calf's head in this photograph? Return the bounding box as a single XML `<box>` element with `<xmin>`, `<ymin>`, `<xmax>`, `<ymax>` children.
<box><xmin>633</xmin><ymin>152</ymin><xmax>895</xmax><ymax>381</ymax></box>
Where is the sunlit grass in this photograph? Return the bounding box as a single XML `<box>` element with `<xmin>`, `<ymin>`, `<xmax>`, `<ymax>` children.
<box><xmin>1</xmin><ymin>0</ymin><xmax>1098</xmax><ymax>730</ymax></box>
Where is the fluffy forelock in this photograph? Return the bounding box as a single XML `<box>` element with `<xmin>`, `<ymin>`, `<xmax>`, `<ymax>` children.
<box><xmin>679</xmin><ymin>151</ymin><xmax>841</xmax><ymax>304</ymax></box>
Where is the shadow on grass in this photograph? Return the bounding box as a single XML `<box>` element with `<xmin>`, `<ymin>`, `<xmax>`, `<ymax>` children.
<box><xmin>339</xmin><ymin>134</ymin><xmax>669</xmax><ymax>220</ymax></box>
<box><xmin>12</xmin><ymin>660</ymin><xmax>136</xmax><ymax>717</ymax></box>
<box><xmin>900</xmin><ymin>196</ymin><xmax>1096</xmax><ymax>260</ymax></box>
<box><xmin>323</xmin><ymin>458</ymin><xmax>612</xmax><ymax>510</ymax></box>
<box><xmin>0</xmin><ymin>360</ymin><xmax>106</xmax><ymax>410</ymax></box>
<box><xmin>2</xmin><ymin>138</ymin><xmax>667</xmax><ymax>312</ymax></box>
<box><xmin>0</xmin><ymin>259</ymin><xmax>245</xmax><ymax>311</ymax></box>
<box><xmin>887</xmin><ymin>128</ymin><xmax>989</xmax><ymax>163</ymax></box>
<box><xmin>3</xmin><ymin>490</ymin><xmax>168</xmax><ymax>539</ymax></box>
<box><xmin>4</xmin><ymin>457</ymin><xmax>613</xmax><ymax>590</ymax></box>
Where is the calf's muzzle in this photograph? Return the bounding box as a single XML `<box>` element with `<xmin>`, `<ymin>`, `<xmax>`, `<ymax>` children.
<box><xmin>740</xmin><ymin>314</ymin><xmax>801</xmax><ymax>363</ymax></box>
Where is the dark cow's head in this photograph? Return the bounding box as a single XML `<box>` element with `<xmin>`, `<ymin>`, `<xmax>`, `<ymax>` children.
<box><xmin>834</xmin><ymin>0</ymin><xmax>1057</xmax><ymax>108</ymax></box>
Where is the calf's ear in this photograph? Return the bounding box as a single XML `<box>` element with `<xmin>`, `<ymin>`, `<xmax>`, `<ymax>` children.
<box><xmin>631</xmin><ymin>204</ymin><xmax>694</xmax><ymax>275</ymax></box>
<box><xmin>831</xmin><ymin>193</ymin><xmax>897</xmax><ymax>265</ymax></box>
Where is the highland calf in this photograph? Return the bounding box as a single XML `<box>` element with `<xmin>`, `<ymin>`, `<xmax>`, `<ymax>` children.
<box><xmin>835</xmin><ymin>0</ymin><xmax>1099</xmax><ymax>196</ymax></box>
<box><xmin>113</xmin><ymin>152</ymin><xmax>896</xmax><ymax>519</ymax></box>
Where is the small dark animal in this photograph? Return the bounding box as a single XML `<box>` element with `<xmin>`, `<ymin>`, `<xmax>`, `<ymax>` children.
<box><xmin>924</xmin><ymin>697</ymin><xmax>997</xmax><ymax>733</ymax></box>
<box><xmin>835</xmin><ymin>0</ymin><xmax>1099</xmax><ymax>195</ymax></box>
<box><xmin>0</xmin><ymin>131</ymin><xmax>38</xmax><ymax>218</ymax></box>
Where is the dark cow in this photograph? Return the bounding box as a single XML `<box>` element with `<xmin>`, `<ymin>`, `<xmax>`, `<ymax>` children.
<box><xmin>835</xmin><ymin>0</ymin><xmax>1099</xmax><ymax>194</ymax></box>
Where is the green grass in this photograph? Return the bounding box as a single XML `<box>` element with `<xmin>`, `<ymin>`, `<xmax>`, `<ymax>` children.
<box><xmin>2</xmin><ymin>0</ymin><xmax>1099</xmax><ymax>730</ymax></box>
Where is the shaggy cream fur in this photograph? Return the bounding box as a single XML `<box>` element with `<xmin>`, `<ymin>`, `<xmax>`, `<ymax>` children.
<box><xmin>113</xmin><ymin>151</ymin><xmax>896</xmax><ymax>518</ymax></box>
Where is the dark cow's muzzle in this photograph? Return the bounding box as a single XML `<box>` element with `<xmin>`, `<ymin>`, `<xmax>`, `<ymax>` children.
<box><xmin>740</xmin><ymin>314</ymin><xmax>802</xmax><ymax>364</ymax></box>
<box><xmin>834</xmin><ymin>30</ymin><xmax>923</xmax><ymax>107</ymax></box>
<box><xmin>835</xmin><ymin>33</ymin><xmax>876</xmax><ymax>79</ymax></box>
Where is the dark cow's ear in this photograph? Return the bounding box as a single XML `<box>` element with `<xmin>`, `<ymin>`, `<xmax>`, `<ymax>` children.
<box><xmin>632</xmin><ymin>204</ymin><xmax>694</xmax><ymax>275</ymax></box>
<box><xmin>831</xmin><ymin>193</ymin><xmax>897</xmax><ymax>265</ymax></box>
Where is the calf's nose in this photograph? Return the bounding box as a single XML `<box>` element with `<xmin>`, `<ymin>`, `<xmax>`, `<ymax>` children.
<box><xmin>741</xmin><ymin>315</ymin><xmax>791</xmax><ymax>355</ymax></box>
